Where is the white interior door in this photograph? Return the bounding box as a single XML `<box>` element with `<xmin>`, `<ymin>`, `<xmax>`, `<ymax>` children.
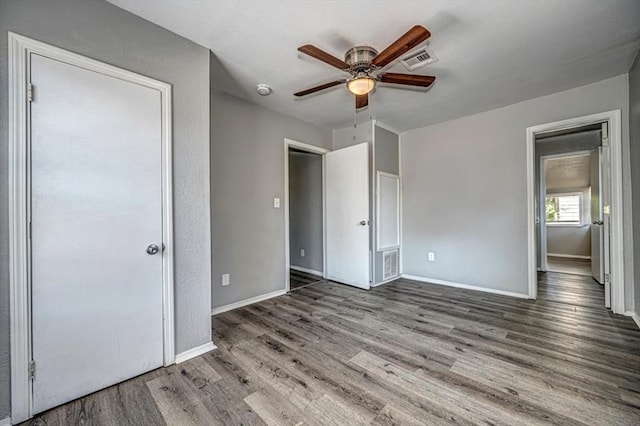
<box><xmin>325</xmin><ymin>142</ymin><xmax>370</xmax><ymax>289</ymax></box>
<box><xmin>30</xmin><ymin>53</ymin><xmax>164</xmax><ymax>413</ymax></box>
<box><xmin>591</xmin><ymin>147</ymin><xmax>604</xmax><ymax>284</ymax></box>
<box><xmin>591</xmin><ymin>224</ymin><xmax>603</xmax><ymax>283</ymax></box>
<box><xmin>600</xmin><ymin>123</ymin><xmax>612</xmax><ymax>308</ymax></box>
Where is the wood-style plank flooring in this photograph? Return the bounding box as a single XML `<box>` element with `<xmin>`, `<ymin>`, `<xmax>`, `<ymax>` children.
<box><xmin>547</xmin><ymin>256</ymin><xmax>592</xmax><ymax>277</ymax></box>
<box><xmin>26</xmin><ymin>272</ymin><xmax>640</xmax><ymax>425</ymax></box>
<box><xmin>290</xmin><ymin>268</ymin><xmax>323</xmax><ymax>290</ymax></box>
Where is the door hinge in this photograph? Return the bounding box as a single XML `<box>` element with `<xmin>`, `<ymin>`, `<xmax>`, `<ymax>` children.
<box><xmin>28</xmin><ymin>221</ymin><xmax>32</xmax><ymax>240</ymax></box>
<box><xmin>602</xmin><ymin>123</ymin><xmax>609</xmax><ymax>147</ymax></box>
<box><xmin>605</xmin><ymin>273</ymin><xmax>610</xmax><ymax>284</ymax></box>
<box><xmin>27</xmin><ymin>83</ymin><xmax>34</xmax><ymax>102</ymax></box>
<box><xmin>29</xmin><ymin>360</ymin><xmax>35</xmax><ymax>380</ymax></box>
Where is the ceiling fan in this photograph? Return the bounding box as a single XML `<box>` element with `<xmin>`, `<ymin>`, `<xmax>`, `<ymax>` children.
<box><xmin>294</xmin><ymin>25</ymin><xmax>436</xmax><ymax>109</ymax></box>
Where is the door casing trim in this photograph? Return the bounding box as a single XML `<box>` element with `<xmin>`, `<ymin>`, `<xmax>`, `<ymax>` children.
<box><xmin>526</xmin><ymin>110</ymin><xmax>624</xmax><ymax>313</ymax></box>
<box><xmin>8</xmin><ymin>32</ymin><xmax>175</xmax><ymax>423</ymax></box>
<box><xmin>283</xmin><ymin>138</ymin><xmax>330</xmax><ymax>292</ymax></box>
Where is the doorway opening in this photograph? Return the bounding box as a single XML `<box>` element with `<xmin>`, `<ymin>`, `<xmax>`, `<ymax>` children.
<box><xmin>527</xmin><ymin>110</ymin><xmax>625</xmax><ymax>313</ymax></box>
<box><xmin>540</xmin><ymin>146</ymin><xmax>599</xmax><ymax>279</ymax></box>
<box><xmin>284</xmin><ymin>139</ymin><xmax>329</xmax><ymax>291</ymax></box>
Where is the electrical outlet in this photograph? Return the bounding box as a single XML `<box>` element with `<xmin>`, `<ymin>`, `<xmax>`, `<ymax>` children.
<box><xmin>273</xmin><ymin>197</ymin><xmax>280</xmax><ymax>208</ymax></box>
<box><xmin>300</xmin><ymin>249</ymin><xmax>305</xmax><ymax>257</ymax></box>
<box><xmin>428</xmin><ymin>252</ymin><xmax>435</xmax><ymax>262</ymax></box>
<box><xmin>222</xmin><ymin>273</ymin><xmax>230</xmax><ymax>286</ymax></box>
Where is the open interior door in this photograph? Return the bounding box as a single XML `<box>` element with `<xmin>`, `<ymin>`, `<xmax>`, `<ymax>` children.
<box><xmin>591</xmin><ymin>147</ymin><xmax>604</xmax><ymax>284</ymax></box>
<box><xmin>325</xmin><ymin>142</ymin><xmax>371</xmax><ymax>289</ymax></box>
<box><xmin>600</xmin><ymin>123</ymin><xmax>611</xmax><ymax>308</ymax></box>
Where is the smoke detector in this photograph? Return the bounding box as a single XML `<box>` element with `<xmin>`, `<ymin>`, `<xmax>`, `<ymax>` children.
<box><xmin>256</xmin><ymin>84</ymin><xmax>272</xmax><ymax>96</ymax></box>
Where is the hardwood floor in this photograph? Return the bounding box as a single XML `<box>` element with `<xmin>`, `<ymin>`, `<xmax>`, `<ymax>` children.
<box><xmin>290</xmin><ymin>268</ymin><xmax>323</xmax><ymax>290</ymax></box>
<box><xmin>547</xmin><ymin>256</ymin><xmax>592</xmax><ymax>277</ymax></box>
<box><xmin>26</xmin><ymin>273</ymin><xmax>640</xmax><ymax>425</ymax></box>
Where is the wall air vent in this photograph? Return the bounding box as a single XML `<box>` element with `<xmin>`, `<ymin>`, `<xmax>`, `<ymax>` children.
<box><xmin>383</xmin><ymin>249</ymin><xmax>399</xmax><ymax>280</ymax></box>
<box><xmin>400</xmin><ymin>48</ymin><xmax>437</xmax><ymax>71</ymax></box>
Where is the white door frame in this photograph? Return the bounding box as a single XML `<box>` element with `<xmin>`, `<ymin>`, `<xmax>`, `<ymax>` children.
<box><xmin>284</xmin><ymin>138</ymin><xmax>330</xmax><ymax>291</ymax></box>
<box><xmin>8</xmin><ymin>32</ymin><xmax>175</xmax><ymax>423</ymax></box>
<box><xmin>538</xmin><ymin>150</ymin><xmax>595</xmax><ymax>272</ymax></box>
<box><xmin>526</xmin><ymin>110</ymin><xmax>624</xmax><ymax>313</ymax></box>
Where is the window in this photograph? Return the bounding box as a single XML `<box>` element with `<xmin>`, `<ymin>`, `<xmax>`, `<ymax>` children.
<box><xmin>546</xmin><ymin>193</ymin><xmax>582</xmax><ymax>225</ymax></box>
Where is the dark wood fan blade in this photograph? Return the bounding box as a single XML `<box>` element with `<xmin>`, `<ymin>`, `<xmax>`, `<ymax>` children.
<box><xmin>378</xmin><ymin>73</ymin><xmax>435</xmax><ymax>87</ymax></box>
<box><xmin>355</xmin><ymin>93</ymin><xmax>368</xmax><ymax>109</ymax></box>
<box><xmin>298</xmin><ymin>45</ymin><xmax>350</xmax><ymax>70</ymax></box>
<box><xmin>294</xmin><ymin>80</ymin><xmax>345</xmax><ymax>97</ymax></box>
<box><xmin>371</xmin><ymin>25</ymin><xmax>431</xmax><ymax>68</ymax></box>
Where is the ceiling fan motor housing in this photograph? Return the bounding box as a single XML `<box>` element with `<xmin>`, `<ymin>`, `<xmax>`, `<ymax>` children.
<box><xmin>345</xmin><ymin>46</ymin><xmax>378</xmax><ymax>72</ymax></box>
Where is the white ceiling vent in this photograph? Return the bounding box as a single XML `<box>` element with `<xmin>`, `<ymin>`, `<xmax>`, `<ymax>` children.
<box><xmin>400</xmin><ymin>48</ymin><xmax>437</xmax><ymax>71</ymax></box>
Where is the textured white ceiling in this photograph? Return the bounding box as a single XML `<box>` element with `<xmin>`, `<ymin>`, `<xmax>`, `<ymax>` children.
<box><xmin>545</xmin><ymin>154</ymin><xmax>592</xmax><ymax>191</ymax></box>
<box><xmin>107</xmin><ymin>0</ymin><xmax>640</xmax><ymax>131</ymax></box>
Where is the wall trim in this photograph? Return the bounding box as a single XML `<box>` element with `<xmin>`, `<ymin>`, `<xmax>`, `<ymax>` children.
<box><xmin>401</xmin><ymin>274</ymin><xmax>530</xmax><ymax>299</ymax></box>
<box><xmin>211</xmin><ymin>289</ymin><xmax>287</xmax><ymax>316</ymax></box>
<box><xmin>376</xmin><ymin>171</ymin><xmax>401</xmax><ymax>251</ymax></box>
<box><xmin>8</xmin><ymin>32</ymin><xmax>175</xmax><ymax>422</ymax></box>
<box><xmin>526</xmin><ymin>110</ymin><xmax>624</xmax><ymax>313</ymax></box>
<box><xmin>547</xmin><ymin>253</ymin><xmax>592</xmax><ymax>260</ymax></box>
<box><xmin>290</xmin><ymin>265</ymin><xmax>324</xmax><ymax>277</ymax></box>
<box><xmin>0</xmin><ymin>417</ymin><xmax>12</xmax><ymax>426</ymax></box>
<box><xmin>175</xmin><ymin>341</ymin><xmax>216</xmax><ymax>364</ymax></box>
<box><xmin>625</xmin><ymin>311</ymin><xmax>640</xmax><ymax>330</ymax></box>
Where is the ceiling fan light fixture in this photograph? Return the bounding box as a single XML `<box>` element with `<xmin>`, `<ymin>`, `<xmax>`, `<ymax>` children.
<box><xmin>347</xmin><ymin>76</ymin><xmax>375</xmax><ymax>96</ymax></box>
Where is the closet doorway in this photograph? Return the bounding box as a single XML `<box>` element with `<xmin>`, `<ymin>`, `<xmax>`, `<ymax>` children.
<box><xmin>284</xmin><ymin>139</ymin><xmax>328</xmax><ymax>291</ymax></box>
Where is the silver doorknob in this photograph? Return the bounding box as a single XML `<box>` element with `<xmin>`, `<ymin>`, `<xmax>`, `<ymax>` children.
<box><xmin>360</xmin><ymin>220</ymin><xmax>368</xmax><ymax>226</ymax></box>
<box><xmin>146</xmin><ymin>244</ymin><xmax>160</xmax><ymax>255</ymax></box>
<box><xmin>592</xmin><ymin>221</ymin><xmax>604</xmax><ymax>225</ymax></box>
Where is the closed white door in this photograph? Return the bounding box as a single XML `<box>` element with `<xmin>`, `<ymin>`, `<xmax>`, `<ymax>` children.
<box><xmin>30</xmin><ymin>53</ymin><xmax>164</xmax><ymax>413</ymax></box>
<box><xmin>325</xmin><ymin>142</ymin><xmax>370</xmax><ymax>289</ymax></box>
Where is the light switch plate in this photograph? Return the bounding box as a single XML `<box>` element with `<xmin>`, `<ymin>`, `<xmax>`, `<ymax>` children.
<box><xmin>274</xmin><ymin>197</ymin><xmax>280</xmax><ymax>208</ymax></box>
<box><xmin>222</xmin><ymin>273</ymin><xmax>230</xmax><ymax>286</ymax></box>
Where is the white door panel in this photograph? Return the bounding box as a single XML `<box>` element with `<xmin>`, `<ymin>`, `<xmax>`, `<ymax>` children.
<box><xmin>30</xmin><ymin>53</ymin><xmax>164</xmax><ymax>413</ymax></box>
<box><xmin>601</xmin><ymin>124</ymin><xmax>611</xmax><ymax>308</ymax></box>
<box><xmin>591</xmin><ymin>224</ymin><xmax>603</xmax><ymax>283</ymax></box>
<box><xmin>325</xmin><ymin>142</ymin><xmax>370</xmax><ymax>289</ymax></box>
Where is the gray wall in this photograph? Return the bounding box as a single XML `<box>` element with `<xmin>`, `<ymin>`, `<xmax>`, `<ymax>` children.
<box><xmin>547</xmin><ymin>224</ymin><xmax>591</xmax><ymax>258</ymax></box>
<box><xmin>401</xmin><ymin>75</ymin><xmax>633</xmax><ymax>300</ymax></box>
<box><xmin>0</xmin><ymin>0</ymin><xmax>212</xmax><ymax>418</ymax></box>
<box><xmin>374</xmin><ymin>126</ymin><xmax>400</xmax><ymax>284</ymax></box>
<box><xmin>333</xmin><ymin>123</ymin><xmax>372</xmax><ymax>150</ymax></box>
<box><xmin>630</xmin><ymin>51</ymin><xmax>640</xmax><ymax>315</ymax></box>
<box><xmin>289</xmin><ymin>151</ymin><xmax>323</xmax><ymax>273</ymax></box>
<box><xmin>211</xmin><ymin>91</ymin><xmax>331</xmax><ymax>309</ymax></box>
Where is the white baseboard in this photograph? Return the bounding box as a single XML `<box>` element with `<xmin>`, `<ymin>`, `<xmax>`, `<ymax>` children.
<box><xmin>290</xmin><ymin>265</ymin><xmax>324</xmax><ymax>277</ymax></box>
<box><xmin>0</xmin><ymin>417</ymin><xmax>12</xmax><ymax>426</ymax></box>
<box><xmin>211</xmin><ymin>289</ymin><xmax>287</xmax><ymax>316</ymax></box>
<box><xmin>624</xmin><ymin>311</ymin><xmax>640</xmax><ymax>330</ymax></box>
<box><xmin>371</xmin><ymin>276</ymin><xmax>400</xmax><ymax>287</ymax></box>
<box><xmin>400</xmin><ymin>274</ymin><xmax>530</xmax><ymax>299</ymax></box>
<box><xmin>175</xmin><ymin>341</ymin><xmax>216</xmax><ymax>364</ymax></box>
<box><xmin>547</xmin><ymin>253</ymin><xmax>591</xmax><ymax>260</ymax></box>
